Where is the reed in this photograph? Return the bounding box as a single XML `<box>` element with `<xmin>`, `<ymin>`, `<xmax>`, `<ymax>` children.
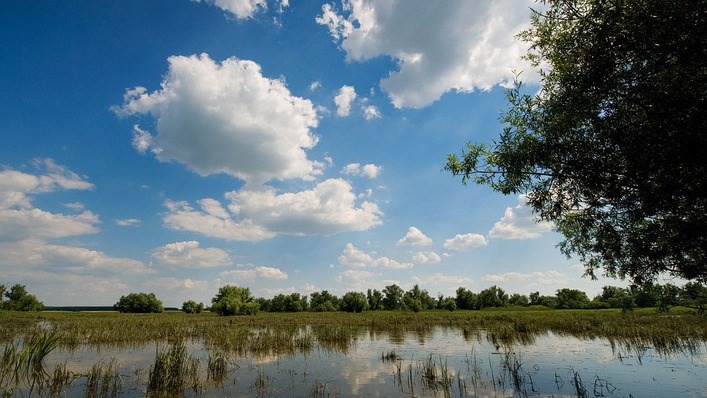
<box><xmin>85</xmin><ymin>359</ymin><xmax>123</xmax><ymax>398</ymax></box>
<box><xmin>146</xmin><ymin>341</ymin><xmax>198</xmax><ymax>397</ymax></box>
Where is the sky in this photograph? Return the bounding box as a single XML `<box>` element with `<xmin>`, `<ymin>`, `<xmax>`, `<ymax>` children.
<box><xmin>0</xmin><ymin>0</ymin><xmax>630</xmax><ymax>307</ymax></box>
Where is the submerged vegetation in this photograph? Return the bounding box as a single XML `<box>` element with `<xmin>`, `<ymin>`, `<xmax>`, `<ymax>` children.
<box><xmin>0</xmin><ymin>308</ymin><xmax>704</xmax><ymax>396</ymax></box>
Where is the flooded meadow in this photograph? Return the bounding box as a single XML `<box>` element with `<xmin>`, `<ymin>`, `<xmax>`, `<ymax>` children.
<box><xmin>1</xmin><ymin>310</ymin><xmax>705</xmax><ymax>397</ymax></box>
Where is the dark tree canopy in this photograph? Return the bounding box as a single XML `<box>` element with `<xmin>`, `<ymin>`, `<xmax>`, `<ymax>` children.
<box><xmin>114</xmin><ymin>292</ymin><xmax>163</xmax><ymax>313</ymax></box>
<box><xmin>211</xmin><ymin>285</ymin><xmax>259</xmax><ymax>316</ymax></box>
<box><xmin>1</xmin><ymin>284</ymin><xmax>44</xmax><ymax>311</ymax></box>
<box><xmin>447</xmin><ymin>0</ymin><xmax>706</xmax><ymax>285</ymax></box>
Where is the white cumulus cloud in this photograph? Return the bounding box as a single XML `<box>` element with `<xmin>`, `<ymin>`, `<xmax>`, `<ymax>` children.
<box><xmin>488</xmin><ymin>195</ymin><xmax>554</xmax><ymax>239</ymax></box>
<box><xmin>316</xmin><ymin>0</ymin><xmax>539</xmax><ymax>108</ymax></box>
<box><xmin>151</xmin><ymin>241</ymin><xmax>233</xmax><ymax>268</ymax></box>
<box><xmin>337</xmin><ymin>243</ymin><xmax>412</xmax><ymax>269</ymax></box>
<box><xmin>113</xmin><ymin>53</ymin><xmax>322</xmax><ymax>185</ymax></box>
<box><xmin>342</xmin><ymin>163</ymin><xmax>382</xmax><ymax>178</ymax></box>
<box><xmin>412</xmin><ymin>251</ymin><xmax>441</xmax><ymax>264</ymax></box>
<box><xmin>443</xmin><ymin>233</ymin><xmax>488</xmax><ymax>251</ymax></box>
<box><xmin>397</xmin><ymin>226</ymin><xmax>433</xmax><ymax>246</ymax></box>
<box><xmin>219</xmin><ymin>266</ymin><xmax>288</xmax><ymax>280</ymax></box>
<box><xmin>164</xmin><ymin>179</ymin><xmax>382</xmax><ymax>241</ymax></box>
<box><xmin>192</xmin><ymin>0</ymin><xmax>290</xmax><ymax>20</ymax></box>
<box><xmin>334</xmin><ymin>85</ymin><xmax>357</xmax><ymax>116</ymax></box>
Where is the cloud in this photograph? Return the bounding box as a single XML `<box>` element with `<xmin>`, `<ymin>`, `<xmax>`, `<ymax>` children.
<box><xmin>443</xmin><ymin>233</ymin><xmax>488</xmax><ymax>251</ymax></box>
<box><xmin>488</xmin><ymin>195</ymin><xmax>554</xmax><ymax>239</ymax></box>
<box><xmin>334</xmin><ymin>85</ymin><xmax>357</xmax><ymax>116</ymax></box>
<box><xmin>316</xmin><ymin>0</ymin><xmax>538</xmax><ymax>108</ymax></box>
<box><xmin>113</xmin><ymin>53</ymin><xmax>322</xmax><ymax>185</ymax></box>
<box><xmin>397</xmin><ymin>226</ymin><xmax>432</xmax><ymax>246</ymax></box>
<box><xmin>0</xmin><ymin>158</ymin><xmax>94</xmax><ymax>209</ymax></box>
<box><xmin>342</xmin><ymin>163</ymin><xmax>382</xmax><ymax>178</ymax></box>
<box><xmin>336</xmin><ymin>269</ymin><xmax>375</xmax><ymax>288</ymax></box>
<box><xmin>418</xmin><ymin>273</ymin><xmax>474</xmax><ymax>287</ymax></box>
<box><xmin>148</xmin><ymin>277</ymin><xmax>208</xmax><ymax>291</ymax></box>
<box><xmin>412</xmin><ymin>251</ymin><xmax>441</xmax><ymax>264</ymax></box>
<box><xmin>151</xmin><ymin>241</ymin><xmax>232</xmax><ymax>268</ymax></box>
<box><xmin>337</xmin><ymin>243</ymin><xmax>412</xmax><ymax>269</ymax></box>
<box><xmin>193</xmin><ymin>0</ymin><xmax>288</xmax><ymax>20</ymax></box>
<box><xmin>115</xmin><ymin>218</ymin><xmax>141</xmax><ymax>227</ymax></box>
<box><xmin>309</xmin><ymin>81</ymin><xmax>322</xmax><ymax>91</ymax></box>
<box><xmin>362</xmin><ymin>105</ymin><xmax>381</xmax><ymax>120</ymax></box>
<box><xmin>219</xmin><ymin>266</ymin><xmax>288</xmax><ymax>280</ymax></box>
<box><xmin>0</xmin><ymin>160</ymin><xmax>98</xmax><ymax>242</ymax></box>
<box><xmin>338</xmin><ymin>242</ymin><xmax>373</xmax><ymax>267</ymax></box>
<box><xmin>0</xmin><ymin>239</ymin><xmax>152</xmax><ymax>275</ymax></box>
<box><xmin>482</xmin><ymin>270</ymin><xmax>572</xmax><ymax>286</ymax></box>
<box><xmin>164</xmin><ymin>179</ymin><xmax>382</xmax><ymax>241</ymax></box>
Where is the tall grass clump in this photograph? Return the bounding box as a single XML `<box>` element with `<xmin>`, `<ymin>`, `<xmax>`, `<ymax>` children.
<box><xmin>85</xmin><ymin>359</ymin><xmax>123</xmax><ymax>398</ymax></box>
<box><xmin>146</xmin><ymin>341</ymin><xmax>199</xmax><ymax>397</ymax></box>
<box><xmin>0</xmin><ymin>331</ymin><xmax>60</xmax><ymax>393</ymax></box>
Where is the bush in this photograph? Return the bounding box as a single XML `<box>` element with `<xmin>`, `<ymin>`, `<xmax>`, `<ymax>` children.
<box><xmin>114</xmin><ymin>292</ymin><xmax>163</xmax><ymax>313</ymax></box>
<box><xmin>211</xmin><ymin>285</ymin><xmax>259</xmax><ymax>316</ymax></box>
<box><xmin>1</xmin><ymin>284</ymin><xmax>44</xmax><ymax>311</ymax></box>
<box><xmin>182</xmin><ymin>300</ymin><xmax>204</xmax><ymax>314</ymax></box>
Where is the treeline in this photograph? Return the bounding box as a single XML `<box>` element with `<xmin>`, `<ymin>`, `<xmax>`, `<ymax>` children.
<box><xmin>192</xmin><ymin>282</ymin><xmax>706</xmax><ymax>316</ymax></box>
<box><xmin>2</xmin><ymin>281</ymin><xmax>704</xmax><ymax>315</ymax></box>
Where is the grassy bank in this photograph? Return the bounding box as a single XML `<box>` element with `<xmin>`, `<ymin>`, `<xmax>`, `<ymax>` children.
<box><xmin>2</xmin><ymin>308</ymin><xmax>705</xmax><ymax>353</ymax></box>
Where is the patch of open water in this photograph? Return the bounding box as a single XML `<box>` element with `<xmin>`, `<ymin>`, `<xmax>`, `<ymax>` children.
<box><xmin>5</xmin><ymin>326</ymin><xmax>706</xmax><ymax>397</ymax></box>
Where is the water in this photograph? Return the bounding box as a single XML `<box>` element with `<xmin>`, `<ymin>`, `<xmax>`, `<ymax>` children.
<box><xmin>6</xmin><ymin>327</ymin><xmax>707</xmax><ymax>397</ymax></box>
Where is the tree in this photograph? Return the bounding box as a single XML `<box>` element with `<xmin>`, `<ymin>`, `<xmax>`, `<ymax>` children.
<box><xmin>508</xmin><ymin>293</ymin><xmax>529</xmax><ymax>307</ymax></box>
<box><xmin>555</xmin><ymin>289</ymin><xmax>589</xmax><ymax>309</ymax></box>
<box><xmin>455</xmin><ymin>287</ymin><xmax>477</xmax><ymax>310</ymax></box>
<box><xmin>367</xmin><ymin>289</ymin><xmax>383</xmax><ymax>311</ymax></box>
<box><xmin>2</xmin><ymin>284</ymin><xmax>44</xmax><ymax>311</ymax></box>
<box><xmin>182</xmin><ymin>300</ymin><xmax>204</xmax><ymax>314</ymax></box>
<box><xmin>446</xmin><ymin>0</ymin><xmax>706</xmax><ymax>286</ymax></box>
<box><xmin>382</xmin><ymin>284</ymin><xmax>404</xmax><ymax>310</ymax></box>
<box><xmin>211</xmin><ymin>285</ymin><xmax>259</xmax><ymax>316</ymax></box>
<box><xmin>310</xmin><ymin>290</ymin><xmax>339</xmax><ymax>312</ymax></box>
<box><xmin>478</xmin><ymin>286</ymin><xmax>509</xmax><ymax>309</ymax></box>
<box><xmin>340</xmin><ymin>291</ymin><xmax>368</xmax><ymax>313</ymax></box>
<box><xmin>114</xmin><ymin>292</ymin><xmax>163</xmax><ymax>313</ymax></box>
<box><xmin>680</xmin><ymin>282</ymin><xmax>706</xmax><ymax>313</ymax></box>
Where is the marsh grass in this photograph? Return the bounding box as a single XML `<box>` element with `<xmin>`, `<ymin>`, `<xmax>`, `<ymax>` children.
<box><xmin>146</xmin><ymin>341</ymin><xmax>199</xmax><ymax>397</ymax></box>
<box><xmin>206</xmin><ymin>351</ymin><xmax>228</xmax><ymax>384</ymax></box>
<box><xmin>0</xmin><ymin>330</ymin><xmax>60</xmax><ymax>395</ymax></box>
<box><xmin>85</xmin><ymin>359</ymin><xmax>123</xmax><ymax>398</ymax></box>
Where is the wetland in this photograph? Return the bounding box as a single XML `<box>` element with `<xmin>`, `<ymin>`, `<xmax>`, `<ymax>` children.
<box><xmin>1</xmin><ymin>309</ymin><xmax>705</xmax><ymax>397</ymax></box>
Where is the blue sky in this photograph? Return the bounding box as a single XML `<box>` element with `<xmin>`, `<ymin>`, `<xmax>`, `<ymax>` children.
<box><xmin>1</xmin><ymin>0</ymin><xmax>627</xmax><ymax>306</ymax></box>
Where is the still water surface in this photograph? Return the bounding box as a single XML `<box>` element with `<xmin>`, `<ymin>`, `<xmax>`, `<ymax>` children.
<box><xmin>26</xmin><ymin>327</ymin><xmax>707</xmax><ymax>397</ymax></box>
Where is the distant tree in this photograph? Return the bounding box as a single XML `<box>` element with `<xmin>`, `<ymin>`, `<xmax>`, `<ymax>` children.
<box><xmin>508</xmin><ymin>293</ymin><xmax>529</xmax><ymax>307</ymax></box>
<box><xmin>555</xmin><ymin>289</ymin><xmax>590</xmax><ymax>309</ymax></box>
<box><xmin>657</xmin><ymin>284</ymin><xmax>680</xmax><ymax>313</ymax></box>
<box><xmin>477</xmin><ymin>286</ymin><xmax>509</xmax><ymax>309</ymax></box>
<box><xmin>529</xmin><ymin>291</ymin><xmax>557</xmax><ymax>308</ymax></box>
<box><xmin>211</xmin><ymin>285</ymin><xmax>259</xmax><ymax>316</ymax></box>
<box><xmin>446</xmin><ymin>0</ymin><xmax>707</xmax><ymax>286</ymax></box>
<box><xmin>310</xmin><ymin>290</ymin><xmax>339</xmax><ymax>312</ymax></box>
<box><xmin>441</xmin><ymin>297</ymin><xmax>457</xmax><ymax>312</ymax></box>
<box><xmin>114</xmin><ymin>292</ymin><xmax>163</xmax><ymax>313</ymax></box>
<box><xmin>367</xmin><ymin>289</ymin><xmax>383</xmax><ymax>311</ymax></box>
<box><xmin>340</xmin><ymin>292</ymin><xmax>368</xmax><ymax>313</ymax></box>
<box><xmin>269</xmin><ymin>293</ymin><xmax>308</xmax><ymax>312</ymax></box>
<box><xmin>382</xmin><ymin>284</ymin><xmax>404</xmax><ymax>310</ymax></box>
<box><xmin>182</xmin><ymin>300</ymin><xmax>204</xmax><ymax>314</ymax></box>
<box><xmin>455</xmin><ymin>287</ymin><xmax>477</xmax><ymax>310</ymax></box>
<box><xmin>2</xmin><ymin>284</ymin><xmax>44</xmax><ymax>312</ymax></box>
<box><xmin>680</xmin><ymin>282</ymin><xmax>706</xmax><ymax>313</ymax></box>
<box><xmin>630</xmin><ymin>284</ymin><xmax>660</xmax><ymax>308</ymax></box>
<box><xmin>402</xmin><ymin>285</ymin><xmax>436</xmax><ymax>312</ymax></box>
<box><xmin>594</xmin><ymin>286</ymin><xmax>632</xmax><ymax>309</ymax></box>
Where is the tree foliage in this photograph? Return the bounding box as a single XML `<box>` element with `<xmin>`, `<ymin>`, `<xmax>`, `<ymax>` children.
<box><xmin>114</xmin><ymin>292</ymin><xmax>163</xmax><ymax>313</ymax></box>
<box><xmin>340</xmin><ymin>292</ymin><xmax>368</xmax><ymax>313</ymax></box>
<box><xmin>446</xmin><ymin>0</ymin><xmax>706</xmax><ymax>286</ymax></box>
<box><xmin>1</xmin><ymin>284</ymin><xmax>44</xmax><ymax>311</ymax></box>
<box><xmin>211</xmin><ymin>285</ymin><xmax>259</xmax><ymax>316</ymax></box>
<box><xmin>182</xmin><ymin>300</ymin><xmax>204</xmax><ymax>314</ymax></box>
